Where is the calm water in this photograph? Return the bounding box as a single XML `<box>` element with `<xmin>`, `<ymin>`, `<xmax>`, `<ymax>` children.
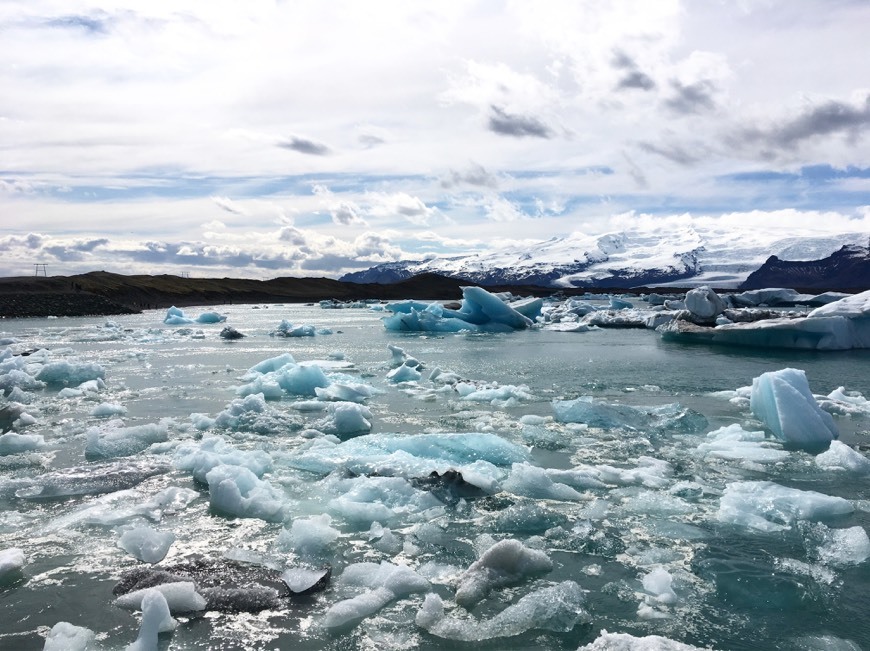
<box><xmin>1</xmin><ymin>302</ymin><xmax>869</xmax><ymax>650</ymax></box>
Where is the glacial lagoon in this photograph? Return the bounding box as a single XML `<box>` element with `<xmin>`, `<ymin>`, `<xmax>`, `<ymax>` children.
<box><xmin>1</xmin><ymin>298</ymin><xmax>870</xmax><ymax>650</ymax></box>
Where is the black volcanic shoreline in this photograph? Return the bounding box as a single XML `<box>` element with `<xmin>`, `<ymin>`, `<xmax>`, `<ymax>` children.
<box><xmin>0</xmin><ymin>270</ymin><xmax>638</xmax><ymax>318</ymax></box>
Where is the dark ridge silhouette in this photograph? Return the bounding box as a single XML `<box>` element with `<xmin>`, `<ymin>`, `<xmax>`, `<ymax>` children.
<box><xmin>740</xmin><ymin>244</ymin><xmax>870</xmax><ymax>291</ymax></box>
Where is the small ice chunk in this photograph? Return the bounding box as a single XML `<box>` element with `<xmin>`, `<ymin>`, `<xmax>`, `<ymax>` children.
<box><xmin>278</xmin><ymin>514</ymin><xmax>340</xmax><ymax>559</ymax></box>
<box><xmin>43</xmin><ymin>622</ymin><xmax>96</xmax><ymax>651</ymax></box>
<box><xmin>815</xmin><ymin>441</ymin><xmax>870</xmax><ymax>473</ymax></box>
<box><xmin>455</xmin><ymin>538</ymin><xmax>552</xmax><ymax>607</ymax></box>
<box><xmin>0</xmin><ymin>547</ymin><xmax>25</xmax><ymax>580</ymax></box>
<box><xmin>695</xmin><ymin>424</ymin><xmax>789</xmax><ymax>464</ymax></box>
<box><xmin>115</xmin><ymin>581</ymin><xmax>205</xmax><ymax>615</ymax></box>
<box><xmin>0</xmin><ymin>432</ymin><xmax>45</xmax><ymax>455</ymax></box>
<box><xmin>750</xmin><ymin>368</ymin><xmax>838</xmax><ymax>449</ymax></box>
<box><xmin>387</xmin><ymin>362</ymin><xmax>422</xmax><ymax>383</ymax></box>
<box><xmin>718</xmin><ymin>481</ymin><xmax>853</xmax><ymax>532</ymax></box>
<box><xmin>417</xmin><ymin>581</ymin><xmax>588</xmax><ymax>641</ymax></box>
<box><xmin>90</xmin><ymin>402</ymin><xmax>127</xmax><ymax>418</ymax></box>
<box><xmin>118</xmin><ymin>525</ymin><xmax>176</xmax><ymax>564</ymax></box>
<box><xmin>36</xmin><ymin>361</ymin><xmax>105</xmax><ymax>385</ymax></box>
<box><xmin>323</xmin><ymin>561</ymin><xmax>429</xmax><ymax>629</ymax></box>
<box><xmin>812</xmin><ymin>524</ymin><xmax>870</xmax><ymax>567</ymax></box>
<box><xmin>685</xmin><ymin>286</ymin><xmax>726</xmax><ymax>320</ymax></box>
<box><xmin>206</xmin><ymin>464</ymin><xmax>287</xmax><ymax>522</ymax></box>
<box><xmin>281</xmin><ymin>567</ymin><xmax>331</xmax><ymax>594</ymax></box>
<box><xmin>641</xmin><ymin>566</ymin><xmax>677</xmax><ymax>605</ymax></box>
<box><xmin>577</xmin><ymin>629</ymin><xmax>712</xmax><ymax>650</ymax></box>
<box><xmin>503</xmin><ymin>462</ymin><xmax>586</xmax><ymax>501</ymax></box>
<box><xmin>195</xmin><ymin>311</ymin><xmax>226</xmax><ymax>324</ymax></box>
<box><xmin>125</xmin><ymin>589</ymin><xmax>177</xmax><ymax>651</ymax></box>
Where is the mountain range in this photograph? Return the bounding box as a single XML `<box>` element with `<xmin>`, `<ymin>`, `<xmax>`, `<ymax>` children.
<box><xmin>342</xmin><ymin>228</ymin><xmax>870</xmax><ymax>290</ymax></box>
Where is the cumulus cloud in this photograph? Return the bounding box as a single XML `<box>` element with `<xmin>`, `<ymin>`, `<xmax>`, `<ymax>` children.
<box><xmin>366</xmin><ymin>192</ymin><xmax>439</xmax><ymax>226</ymax></box>
<box><xmin>488</xmin><ymin>105</ymin><xmax>553</xmax><ymax>138</ymax></box>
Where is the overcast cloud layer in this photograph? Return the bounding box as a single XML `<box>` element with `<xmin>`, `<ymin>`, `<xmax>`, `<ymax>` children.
<box><xmin>1</xmin><ymin>0</ymin><xmax>868</xmax><ymax>278</ymax></box>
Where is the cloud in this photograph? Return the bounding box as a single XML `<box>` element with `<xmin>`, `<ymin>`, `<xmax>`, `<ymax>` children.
<box><xmin>366</xmin><ymin>192</ymin><xmax>439</xmax><ymax>226</ymax></box>
<box><xmin>440</xmin><ymin>163</ymin><xmax>499</xmax><ymax>189</ymax></box>
<box><xmin>637</xmin><ymin>140</ymin><xmax>703</xmax><ymax>165</ymax></box>
<box><xmin>277</xmin><ymin>136</ymin><xmax>332</xmax><ymax>156</ymax></box>
<box><xmin>736</xmin><ymin>95</ymin><xmax>870</xmax><ymax>152</ymax></box>
<box><xmin>611</xmin><ymin>50</ymin><xmax>656</xmax><ymax>91</ymax></box>
<box><xmin>488</xmin><ymin>105</ymin><xmax>553</xmax><ymax>138</ymax></box>
<box><xmin>663</xmin><ymin>79</ymin><xmax>718</xmax><ymax>114</ymax></box>
<box><xmin>330</xmin><ymin>201</ymin><xmax>367</xmax><ymax>226</ymax></box>
<box><xmin>617</xmin><ymin>71</ymin><xmax>656</xmax><ymax>91</ymax></box>
<box><xmin>211</xmin><ymin>196</ymin><xmax>248</xmax><ymax>216</ymax></box>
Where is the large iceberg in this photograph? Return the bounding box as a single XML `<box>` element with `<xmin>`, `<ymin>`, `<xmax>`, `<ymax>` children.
<box><xmin>660</xmin><ymin>288</ymin><xmax>870</xmax><ymax>350</ymax></box>
<box><xmin>749</xmin><ymin>368</ymin><xmax>838</xmax><ymax>449</ymax></box>
<box><xmin>383</xmin><ymin>286</ymin><xmax>536</xmax><ymax>333</ymax></box>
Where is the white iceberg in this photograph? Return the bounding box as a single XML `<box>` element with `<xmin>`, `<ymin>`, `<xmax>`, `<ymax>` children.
<box><xmin>454</xmin><ymin>538</ymin><xmax>553</xmax><ymax>607</ymax></box>
<box><xmin>43</xmin><ymin>622</ymin><xmax>97</xmax><ymax>651</ymax></box>
<box><xmin>117</xmin><ymin>525</ymin><xmax>176</xmax><ymax>564</ymax></box>
<box><xmin>718</xmin><ymin>481</ymin><xmax>853</xmax><ymax>532</ymax></box>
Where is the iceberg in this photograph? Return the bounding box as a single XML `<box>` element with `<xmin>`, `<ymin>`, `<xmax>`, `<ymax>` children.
<box><xmin>85</xmin><ymin>421</ymin><xmax>169</xmax><ymax>460</ymax></box>
<box><xmin>661</xmin><ymin>288</ymin><xmax>870</xmax><ymax>350</ymax></box>
<box><xmin>685</xmin><ymin>286</ymin><xmax>727</xmax><ymax>320</ymax></box>
<box><xmin>125</xmin><ymin>589</ymin><xmax>176</xmax><ymax>651</ymax></box>
<box><xmin>383</xmin><ymin>286</ymin><xmax>534</xmax><ymax>333</ymax></box>
<box><xmin>0</xmin><ymin>432</ymin><xmax>45</xmax><ymax>455</ymax></box>
<box><xmin>815</xmin><ymin>441</ymin><xmax>870</xmax><ymax>473</ymax></box>
<box><xmin>750</xmin><ymin>368</ymin><xmax>838</xmax><ymax>449</ymax></box>
<box><xmin>175</xmin><ymin>436</ymin><xmax>272</xmax><ymax>483</ymax></box>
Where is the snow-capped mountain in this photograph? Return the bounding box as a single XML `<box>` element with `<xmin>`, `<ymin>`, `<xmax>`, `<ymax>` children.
<box><xmin>341</xmin><ymin>227</ymin><xmax>869</xmax><ymax>289</ymax></box>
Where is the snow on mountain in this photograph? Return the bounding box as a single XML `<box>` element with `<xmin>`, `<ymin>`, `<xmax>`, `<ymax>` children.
<box><xmin>342</xmin><ymin>227</ymin><xmax>869</xmax><ymax>288</ymax></box>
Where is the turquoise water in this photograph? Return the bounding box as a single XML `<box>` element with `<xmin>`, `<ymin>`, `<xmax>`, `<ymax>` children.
<box><xmin>1</xmin><ymin>303</ymin><xmax>869</xmax><ymax>650</ymax></box>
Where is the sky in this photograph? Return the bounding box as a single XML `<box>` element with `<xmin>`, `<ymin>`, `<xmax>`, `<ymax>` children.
<box><xmin>1</xmin><ymin>0</ymin><xmax>869</xmax><ymax>279</ymax></box>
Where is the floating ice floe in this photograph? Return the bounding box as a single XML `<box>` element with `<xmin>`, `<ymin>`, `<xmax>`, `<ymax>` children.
<box><xmin>694</xmin><ymin>424</ymin><xmax>790</xmax><ymax>465</ymax></box>
<box><xmin>323</xmin><ymin>561</ymin><xmax>429</xmax><ymax>629</ymax></box>
<box><xmin>206</xmin><ymin>464</ymin><xmax>287</xmax><ymax>522</ymax></box>
<box><xmin>660</xmin><ymin>288</ymin><xmax>870</xmax><ymax>350</ymax></box>
<box><xmin>750</xmin><ymin>368</ymin><xmax>838</xmax><ymax>449</ymax></box>
<box><xmin>454</xmin><ymin>538</ymin><xmax>553</xmax><ymax>607</ymax></box>
<box><xmin>718</xmin><ymin>481</ymin><xmax>853</xmax><ymax>532</ymax></box>
<box><xmin>85</xmin><ymin>421</ymin><xmax>169</xmax><ymax>460</ymax></box>
<box><xmin>272</xmin><ymin>320</ymin><xmax>317</xmax><ymax>337</ymax></box>
<box><xmin>13</xmin><ymin>460</ymin><xmax>169</xmax><ymax>500</ymax></box>
<box><xmin>0</xmin><ymin>432</ymin><xmax>45</xmax><ymax>455</ymax></box>
<box><xmin>213</xmin><ymin>393</ymin><xmax>303</xmax><ymax>434</ymax></box>
<box><xmin>36</xmin><ymin>360</ymin><xmax>105</xmax><ymax>385</ymax></box>
<box><xmin>0</xmin><ymin>547</ymin><xmax>25</xmax><ymax>581</ymax></box>
<box><xmin>235</xmin><ymin>355</ymin><xmax>331</xmax><ymax>398</ymax></box>
<box><xmin>116</xmin><ymin>581</ymin><xmax>204</xmax><ymax>615</ymax></box>
<box><xmin>577</xmin><ymin>629</ymin><xmax>714</xmax><ymax>650</ymax></box>
<box><xmin>163</xmin><ymin>306</ymin><xmax>227</xmax><ymax>325</ymax></box>
<box><xmin>42</xmin><ymin>622</ymin><xmax>97</xmax><ymax>651</ymax></box>
<box><xmin>553</xmin><ymin>396</ymin><xmax>707</xmax><ymax>434</ymax></box>
<box><xmin>417</xmin><ymin>580</ymin><xmax>588</xmax><ymax>641</ymax></box>
<box><xmin>175</xmin><ymin>436</ymin><xmax>273</xmax><ymax>483</ymax></box>
<box><xmin>118</xmin><ymin>525</ymin><xmax>176</xmax><ymax>563</ymax></box>
<box><xmin>383</xmin><ymin>286</ymin><xmax>537</xmax><ymax>333</ymax></box>
<box><xmin>278</xmin><ymin>513</ymin><xmax>340</xmax><ymax>559</ymax></box>
<box><xmin>814</xmin><ymin>441</ymin><xmax>870</xmax><ymax>473</ymax></box>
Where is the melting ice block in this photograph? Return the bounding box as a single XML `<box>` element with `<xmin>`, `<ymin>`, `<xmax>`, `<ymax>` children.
<box><xmin>0</xmin><ymin>547</ymin><xmax>25</xmax><ymax>581</ymax></box>
<box><xmin>43</xmin><ymin>622</ymin><xmax>97</xmax><ymax>651</ymax></box>
<box><xmin>417</xmin><ymin>581</ymin><xmax>588</xmax><ymax>641</ymax></box>
<box><xmin>118</xmin><ymin>525</ymin><xmax>176</xmax><ymax>564</ymax></box>
<box><xmin>124</xmin><ymin>589</ymin><xmax>177</xmax><ymax>651</ymax></box>
<box><xmin>718</xmin><ymin>481</ymin><xmax>853</xmax><ymax>532</ymax></box>
<box><xmin>455</xmin><ymin>538</ymin><xmax>553</xmax><ymax>607</ymax></box>
<box><xmin>578</xmin><ymin>629</ymin><xmax>713</xmax><ymax>650</ymax></box>
<box><xmin>750</xmin><ymin>368</ymin><xmax>838</xmax><ymax>448</ymax></box>
<box><xmin>206</xmin><ymin>465</ymin><xmax>287</xmax><ymax>522</ymax></box>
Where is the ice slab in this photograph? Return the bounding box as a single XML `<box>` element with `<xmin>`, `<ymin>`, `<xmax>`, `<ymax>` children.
<box><xmin>0</xmin><ymin>432</ymin><xmax>45</xmax><ymax>455</ymax></box>
<box><xmin>750</xmin><ymin>368</ymin><xmax>838</xmax><ymax>449</ymax></box>
<box><xmin>85</xmin><ymin>422</ymin><xmax>169</xmax><ymax>460</ymax></box>
<box><xmin>695</xmin><ymin>424</ymin><xmax>790</xmax><ymax>464</ymax></box>
<box><xmin>718</xmin><ymin>481</ymin><xmax>853</xmax><ymax>532</ymax></box>
<box><xmin>417</xmin><ymin>581</ymin><xmax>588</xmax><ymax>641</ymax></box>
<box><xmin>455</xmin><ymin>538</ymin><xmax>553</xmax><ymax>607</ymax></box>
<box><xmin>175</xmin><ymin>436</ymin><xmax>273</xmax><ymax>483</ymax></box>
<box><xmin>815</xmin><ymin>441</ymin><xmax>870</xmax><ymax>473</ymax></box>
<box><xmin>578</xmin><ymin>629</ymin><xmax>713</xmax><ymax>650</ymax></box>
<box><xmin>323</xmin><ymin>561</ymin><xmax>429</xmax><ymax>629</ymax></box>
